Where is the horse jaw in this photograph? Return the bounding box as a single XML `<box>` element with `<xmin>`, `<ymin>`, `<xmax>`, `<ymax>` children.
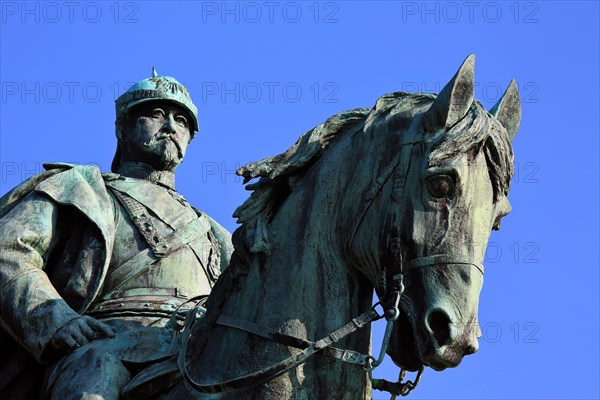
<box><xmin>387</xmin><ymin>300</ymin><xmax>423</xmax><ymax>372</ymax></box>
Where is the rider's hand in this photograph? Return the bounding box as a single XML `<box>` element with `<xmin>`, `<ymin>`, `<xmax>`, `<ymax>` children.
<box><xmin>50</xmin><ymin>316</ymin><xmax>116</xmax><ymax>352</ymax></box>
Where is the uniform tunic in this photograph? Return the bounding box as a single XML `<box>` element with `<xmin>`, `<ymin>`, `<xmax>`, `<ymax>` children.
<box><xmin>88</xmin><ymin>172</ymin><xmax>220</xmax><ymax>326</ymax></box>
<box><xmin>0</xmin><ymin>162</ymin><xmax>233</xmax><ymax>398</ymax></box>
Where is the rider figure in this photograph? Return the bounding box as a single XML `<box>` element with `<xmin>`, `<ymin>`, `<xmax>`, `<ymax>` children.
<box><xmin>0</xmin><ymin>69</ymin><xmax>233</xmax><ymax>399</ymax></box>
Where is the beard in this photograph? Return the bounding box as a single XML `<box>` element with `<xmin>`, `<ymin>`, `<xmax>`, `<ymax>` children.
<box><xmin>143</xmin><ymin>136</ymin><xmax>184</xmax><ymax>171</ymax></box>
<box><xmin>120</xmin><ymin>134</ymin><xmax>185</xmax><ymax>172</ymax></box>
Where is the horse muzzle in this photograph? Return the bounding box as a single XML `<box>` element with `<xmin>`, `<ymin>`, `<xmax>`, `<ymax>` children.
<box><xmin>420</xmin><ymin>308</ymin><xmax>481</xmax><ymax>371</ymax></box>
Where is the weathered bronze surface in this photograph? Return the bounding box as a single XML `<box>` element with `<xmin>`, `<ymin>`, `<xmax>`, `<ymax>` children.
<box><xmin>0</xmin><ymin>55</ymin><xmax>521</xmax><ymax>400</ymax></box>
<box><xmin>0</xmin><ymin>70</ymin><xmax>233</xmax><ymax>400</ymax></box>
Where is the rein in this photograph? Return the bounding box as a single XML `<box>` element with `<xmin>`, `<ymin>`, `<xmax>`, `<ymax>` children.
<box><xmin>177</xmin><ymin>307</ymin><xmax>383</xmax><ymax>393</ymax></box>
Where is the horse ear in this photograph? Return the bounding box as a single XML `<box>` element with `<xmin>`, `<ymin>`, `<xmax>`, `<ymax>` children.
<box><xmin>490</xmin><ymin>79</ymin><xmax>521</xmax><ymax>141</ymax></box>
<box><xmin>421</xmin><ymin>54</ymin><xmax>475</xmax><ymax>133</ymax></box>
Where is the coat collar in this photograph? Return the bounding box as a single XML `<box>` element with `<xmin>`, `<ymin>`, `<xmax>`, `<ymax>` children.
<box><xmin>116</xmin><ymin>162</ymin><xmax>176</xmax><ymax>191</ymax></box>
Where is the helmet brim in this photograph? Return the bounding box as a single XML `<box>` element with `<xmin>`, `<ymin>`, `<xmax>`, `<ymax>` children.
<box><xmin>126</xmin><ymin>97</ymin><xmax>199</xmax><ymax>133</ymax></box>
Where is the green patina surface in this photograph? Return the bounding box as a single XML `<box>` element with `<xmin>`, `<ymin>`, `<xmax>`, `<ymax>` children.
<box><xmin>0</xmin><ymin>57</ymin><xmax>521</xmax><ymax>400</ymax></box>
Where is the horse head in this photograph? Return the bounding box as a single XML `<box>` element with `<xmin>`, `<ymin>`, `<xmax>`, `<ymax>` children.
<box><xmin>342</xmin><ymin>55</ymin><xmax>521</xmax><ymax>373</ymax></box>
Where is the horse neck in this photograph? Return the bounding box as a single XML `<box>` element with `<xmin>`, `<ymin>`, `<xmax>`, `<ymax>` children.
<box><xmin>224</xmin><ymin>144</ymin><xmax>374</xmax><ymax>340</ymax></box>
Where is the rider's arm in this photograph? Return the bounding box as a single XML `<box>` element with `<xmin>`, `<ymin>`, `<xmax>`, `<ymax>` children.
<box><xmin>0</xmin><ymin>191</ymin><xmax>103</xmax><ymax>363</ymax></box>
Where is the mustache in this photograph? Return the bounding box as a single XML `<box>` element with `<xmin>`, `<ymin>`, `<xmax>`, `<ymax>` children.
<box><xmin>143</xmin><ymin>134</ymin><xmax>184</xmax><ymax>159</ymax></box>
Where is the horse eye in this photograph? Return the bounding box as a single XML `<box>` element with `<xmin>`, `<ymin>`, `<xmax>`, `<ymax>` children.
<box><xmin>426</xmin><ymin>175</ymin><xmax>454</xmax><ymax>198</ymax></box>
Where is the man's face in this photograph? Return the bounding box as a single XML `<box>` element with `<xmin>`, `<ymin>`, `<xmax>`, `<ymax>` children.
<box><xmin>120</xmin><ymin>101</ymin><xmax>192</xmax><ymax>171</ymax></box>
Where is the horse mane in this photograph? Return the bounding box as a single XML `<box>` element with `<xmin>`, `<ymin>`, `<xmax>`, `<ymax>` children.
<box><xmin>232</xmin><ymin>107</ymin><xmax>371</xmax><ymax>254</ymax></box>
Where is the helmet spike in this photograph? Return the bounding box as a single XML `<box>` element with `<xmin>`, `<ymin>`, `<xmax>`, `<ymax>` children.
<box><xmin>151</xmin><ymin>67</ymin><xmax>158</xmax><ymax>78</ymax></box>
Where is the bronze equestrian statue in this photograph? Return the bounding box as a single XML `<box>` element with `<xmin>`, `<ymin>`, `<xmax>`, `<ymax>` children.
<box><xmin>0</xmin><ymin>54</ymin><xmax>521</xmax><ymax>399</ymax></box>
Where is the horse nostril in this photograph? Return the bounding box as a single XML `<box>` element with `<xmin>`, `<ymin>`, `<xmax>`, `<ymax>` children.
<box><xmin>427</xmin><ymin>309</ymin><xmax>452</xmax><ymax>347</ymax></box>
<box><xmin>464</xmin><ymin>343</ymin><xmax>478</xmax><ymax>355</ymax></box>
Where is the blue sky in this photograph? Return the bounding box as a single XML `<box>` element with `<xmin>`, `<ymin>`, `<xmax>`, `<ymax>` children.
<box><xmin>1</xmin><ymin>1</ymin><xmax>599</xmax><ymax>399</ymax></box>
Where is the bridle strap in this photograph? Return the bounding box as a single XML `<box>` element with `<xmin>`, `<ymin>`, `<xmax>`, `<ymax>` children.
<box><xmin>403</xmin><ymin>254</ymin><xmax>484</xmax><ymax>275</ymax></box>
<box><xmin>347</xmin><ymin>135</ymin><xmax>430</xmax><ymax>265</ymax></box>
<box><xmin>349</xmin><ymin>129</ymin><xmax>447</xmax><ymax>298</ymax></box>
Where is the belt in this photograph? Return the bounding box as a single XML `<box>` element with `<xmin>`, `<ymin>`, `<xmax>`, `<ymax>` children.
<box><xmin>99</xmin><ymin>287</ymin><xmax>191</xmax><ymax>301</ymax></box>
<box><xmin>87</xmin><ymin>288</ymin><xmax>198</xmax><ymax>317</ymax></box>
